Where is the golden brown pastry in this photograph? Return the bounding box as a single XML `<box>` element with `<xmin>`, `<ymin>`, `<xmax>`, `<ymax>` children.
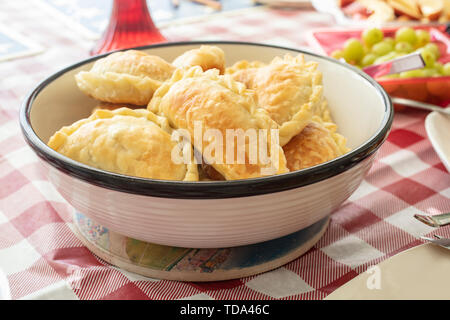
<box><xmin>149</xmin><ymin>66</ymin><xmax>289</xmax><ymax>180</ymax></box>
<box><xmin>283</xmin><ymin>117</ymin><xmax>349</xmax><ymax>171</ymax></box>
<box><xmin>199</xmin><ymin>163</ymin><xmax>225</xmax><ymax>181</ymax></box>
<box><xmin>228</xmin><ymin>54</ymin><xmax>324</xmax><ymax>146</ymax></box>
<box><xmin>198</xmin><ymin>163</ymin><xmax>225</xmax><ymax>181</ymax></box>
<box><xmin>172</xmin><ymin>45</ymin><xmax>225</xmax><ymax>74</ymax></box>
<box><xmin>316</xmin><ymin>97</ymin><xmax>333</xmax><ymax>123</ymax></box>
<box><xmin>75</xmin><ymin>50</ymin><xmax>175</xmax><ymax>106</ymax></box>
<box><xmin>48</xmin><ymin>108</ymin><xmax>198</xmax><ymax>181</ymax></box>
<box><xmin>92</xmin><ymin>102</ymin><xmax>146</xmax><ymax>113</ymax></box>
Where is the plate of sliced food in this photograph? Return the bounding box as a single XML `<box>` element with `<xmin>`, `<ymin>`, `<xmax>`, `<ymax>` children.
<box><xmin>312</xmin><ymin>0</ymin><xmax>450</xmax><ymax>25</ymax></box>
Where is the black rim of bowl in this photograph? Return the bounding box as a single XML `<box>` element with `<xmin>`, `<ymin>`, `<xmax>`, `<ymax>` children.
<box><xmin>20</xmin><ymin>41</ymin><xmax>394</xmax><ymax>199</ymax></box>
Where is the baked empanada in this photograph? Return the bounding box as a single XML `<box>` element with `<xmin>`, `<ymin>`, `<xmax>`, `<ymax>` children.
<box><xmin>75</xmin><ymin>50</ymin><xmax>175</xmax><ymax>106</ymax></box>
<box><xmin>149</xmin><ymin>66</ymin><xmax>288</xmax><ymax>180</ymax></box>
<box><xmin>48</xmin><ymin>108</ymin><xmax>198</xmax><ymax>181</ymax></box>
<box><xmin>283</xmin><ymin>116</ymin><xmax>349</xmax><ymax>171</ymax></box>
<box><xmin>228</xmin><ymin>54</ymin><xmax>324</xmax><ymax>146</ymax></box>
<box><xmin>172</xmin><ymin>45</ymin><xmax>225</xmax><ymax>74</ymax></box>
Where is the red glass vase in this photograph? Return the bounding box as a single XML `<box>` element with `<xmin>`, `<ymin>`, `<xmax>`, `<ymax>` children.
<box><xmin>90</xmin><ymin>0</ymin><xmax>166</xmax><ymax>56</ymax></box>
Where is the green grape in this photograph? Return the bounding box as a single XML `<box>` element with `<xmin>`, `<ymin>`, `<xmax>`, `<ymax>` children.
<box><xmin>418</xmin><ymin>48</ymin><xmax>436</xmax><ymax>68</ymax></box>
<box><xmin>331</xmin><ymin>49</ymin><xmax>344</xmax><ymax>60</ymax></box>
<box><xmin>361</xmin><ymin>53</ymin><xmax>377</xmax><ymax>66</ymax></box>
<box><xmin>342</xmin><ymin>38</ymin><xmax>364</xmax><ymax>63</ymax></box>
<box><xmin>382</xmin><ymin>74</ymin><xmax>400</xmax><ymax>79</ymax></box>
<box><xmin>395</xmin><ymin>27</ymin><xmax>417</xmax><ymax>46</ymax></box>
<box><xmin>362</xmin><ymin>27</ymin><xmax>384</xmax><ymax>47</ymax></box>
<box><xmin>374</xmin><ymin>51</ymin><xmax>398</xmax><ymax>64</ymax></box>
<box><xmin>415</xmin><ymin>29</ymin><xmax>430</xmax><ymax>47</ymax></box>
<box><xmin>395</xmin><ymin>41</ymin><xmax>413</xmax><ymax>53</ymax></box>
<box><xmin>372</xmin><ymin>41</ymin><xmax>394</xmax><ymax>56</ymax></box>
<box><xmin>363</xmin><ymin>45</ymin><xmax>371</xmax><ymax>55</ymax></box>
<box><xmin>423</xmin><ymin>68</ymin><xmax>440</xmax><ymax>77</ymax></box>
<box><xmin>384</xmin><ymin>37</ymin><xmax>395</xmax><ymax>46</ymax></box>
<box><xmin>434</xmin><ymin>62</ymin><xmax>443</xmax><ymax>74</ymax></box>
<box><xmin>443</xmin><ymin>63</ymin><xmax>450</xmax><ymax>76</ymax></box>
<box><xmin>423</xmin><ymin>43</ymin><xmax>440</xmax><ymax>59</ymax></box>
<box><xmin>399</xmin><ymin>69</ymin><xmax>427</xmax><ymax>78</ymax></box>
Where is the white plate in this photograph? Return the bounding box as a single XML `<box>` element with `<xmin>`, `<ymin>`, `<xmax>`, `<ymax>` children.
<box><xmin>325</xmin><ymin>243</ymin><xmax>450</xmax><ymax>300</ymax></box>
<box><xmin>425</xmin><ymin>111</ymin><xmax>450</xmax><ymax>173</ymax></box>
<box><xmin>310</xmin><ymin>0</ymin><xmax>443</xmax><ymax>27</ymax></box>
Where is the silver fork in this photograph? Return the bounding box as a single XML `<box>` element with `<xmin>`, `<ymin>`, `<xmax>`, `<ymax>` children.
<box><xmin>414</xmin><ymin>212</ymin><xmax>450</xmax><ymax>228</ymax></box>
<box><xmin>420</xmin><ymin>234</ymin><xmax>450</xmax><ymax>250</ymax></box>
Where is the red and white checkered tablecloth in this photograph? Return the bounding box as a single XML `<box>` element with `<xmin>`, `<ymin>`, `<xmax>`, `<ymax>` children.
<box><xmin>1</xmin><ymin>1</ymin><xmax>449</xmax><ymax>300</ymax></box>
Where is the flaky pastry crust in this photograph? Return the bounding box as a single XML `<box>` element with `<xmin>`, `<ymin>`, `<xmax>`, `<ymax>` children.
<box><xmin>229</xmin><ymin>54</ymin><xmax>324</xmax><ymax>146</ymax></box>
<box><xmin>172</xmin><ymin>45</ymin><xmax>226</xmax><ymax>74</ymax></box>
<box><xmin>92</xmin><ymin>102</ymin><xmax>146</xmax><ymax>112</ymax></box>
<box><xmin>225</xmin><ymin>60</ymin><xmax>265</xmax><ymax>76</ymax></box>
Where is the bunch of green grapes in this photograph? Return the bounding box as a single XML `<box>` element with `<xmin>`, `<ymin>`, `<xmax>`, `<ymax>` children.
<box><xmin>330</xmin><ymin>27</ymin><xmax>450</xmax><ymax>78</ymax></box>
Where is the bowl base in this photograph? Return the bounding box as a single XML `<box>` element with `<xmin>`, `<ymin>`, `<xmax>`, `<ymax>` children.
<box><xmin>72</xmin><ymin>212</ymin><xmax>329</xmax><ymax>282</ymax></box>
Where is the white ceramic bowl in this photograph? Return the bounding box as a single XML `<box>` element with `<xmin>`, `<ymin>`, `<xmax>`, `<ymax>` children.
<box><xmin>20</xmin><ymin>42</ymin><xmax>393</xmax><ymax>248</ymax></box>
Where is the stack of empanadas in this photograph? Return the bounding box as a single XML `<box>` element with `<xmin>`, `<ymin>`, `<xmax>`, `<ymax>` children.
<box><xmin>48</xmin><ymin>45</ymin><xmax>349</xmax><ymax>182</ymax></box>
